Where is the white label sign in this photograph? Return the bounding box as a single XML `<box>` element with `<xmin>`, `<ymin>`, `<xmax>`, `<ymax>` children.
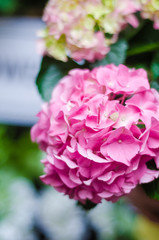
<box><xmin>0</xmin><ymin>17</ymin><xmax>44</xmax><ymax>126</ymax></box>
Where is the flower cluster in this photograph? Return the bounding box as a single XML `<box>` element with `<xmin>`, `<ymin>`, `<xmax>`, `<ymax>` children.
<box><xmin>141</xmin><ymin>0</ymin><xmax>159</xmax><ymax>29</ymax></box>
<box><xmin>39</xmin><ymin>0</ymin><xmax>140</xmax><ymax>62</ymax></box>
<box><xmin>31</xmin><ymin>64</ymin><xmax>159</xmax><ymax>203</ymax></box>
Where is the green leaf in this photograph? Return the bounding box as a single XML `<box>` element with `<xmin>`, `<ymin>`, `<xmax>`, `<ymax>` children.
<box><xmin>36</xmin><ymin>56</ymin><xmax>80</xmax><ymax>101</ymax></box>
<box><xmin>90</xmin><ymin>39</ymin><xmax>128</xmax><ymax>68</ymax></box>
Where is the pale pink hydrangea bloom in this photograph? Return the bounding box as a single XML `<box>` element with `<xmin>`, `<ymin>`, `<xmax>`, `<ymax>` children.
<box><xmin>140</xmin><ymin>0</ymin><xmax>159</xmax><ymax>29</ymax></box>
<box><xmin>39</xmin><ymin>0</ymin><xmax>141</xmax><ymax>62</ymax></box>
<box><xmin>31</xmin><ymin>64</ymin><xmax>159</xmax><ymax>203</ymax></box>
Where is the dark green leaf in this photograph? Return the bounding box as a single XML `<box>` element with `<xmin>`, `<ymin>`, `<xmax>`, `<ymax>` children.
<box><xmin>77</xmin><ymin>200</ymin><xmax>97</xmax><ymax>211</ymax></box>
<box><xmin>128</xmin><ymin>21</ymin><xmax>159</xmax><ymax>56</ymax></box>
<box><xmin>146</xmin><ymin>159</ymin><xmax>158</xmax><ymax>171</ymax></box>
<box><xmin>151</xmin><ymin>51</ymin><xmax>159</xmax><ymax>81</ymax></box>
<box><xmin>150</xmin><ymin>51</ymin><xmax>159</xmax><ymax>90</ymax></box>
<box><xmin>90</xmin><ymin>39</ymin><xmax>128</xmax><ymax>68</ymax></box>
<box><xmin>142</xmin><ymin>160</ymin><xmax>159</xmax><ymax>201</ymax></box>
<box><xmin>36</xmin><ymin>56</ymin><xmax>80</xmax><ymax>101</ymax></box>
<box><xmin>142</xmin><ymin>178</ymin><xmax>159</xmax><ymax>201</ymax></box>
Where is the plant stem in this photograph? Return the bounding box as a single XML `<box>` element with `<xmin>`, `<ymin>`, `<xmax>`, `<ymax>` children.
<box><xmin>127</xmin><ymin>42</ymin><xmax>159</xmax><ymax>56</ymax></box>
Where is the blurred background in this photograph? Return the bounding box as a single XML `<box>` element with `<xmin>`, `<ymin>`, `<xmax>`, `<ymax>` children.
<box><xmin>0</xmin><ymin>1</ymin><xmax>157</xmax><ymax>240</ymax></box>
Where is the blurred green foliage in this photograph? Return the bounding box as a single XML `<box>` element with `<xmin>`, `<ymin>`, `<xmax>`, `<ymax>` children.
<box><xmin>0</xmin><ymin>168</ymin><xmax>16</xmax><ymax>220</ymax></box>
<box><xmin>0</xmin><ymin>0</ymin><xmax>47</xmax><ymax>16</ymax></box>
<box><xmin>0</xmin><ymin>125</ymin><xmax>43</xmax><ymax>179</ymax></box>
<box><xmin>0</xmin><ymin>125</ymin><xmax>43</xmax><ymax>219</ymax></box>
<box><xmin>112</xmin><ymin>200</ymin><xmax>136</xmax><ymax>240</ymax></box>
<box><xmin>0</xmin><ymin>0</ymin><xmax>19</xmax><ymax>14</ymax></box>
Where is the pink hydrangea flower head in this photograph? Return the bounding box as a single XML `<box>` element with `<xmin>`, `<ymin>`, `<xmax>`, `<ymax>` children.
<box><xmin>39</xmin><ymin>0</ymin><xmax>141</xmax><ymax>62</ymax></box>
<box><xmin>31</xmin><ymin>64</ymin><xmax>159</xmax><ymax>203</ymax></box>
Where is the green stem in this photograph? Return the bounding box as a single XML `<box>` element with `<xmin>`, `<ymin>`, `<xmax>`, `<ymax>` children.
<box><xmin>127</xmin><ymin>42</ymin><xmax>159</xmax><ymax>56</ymax></box>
